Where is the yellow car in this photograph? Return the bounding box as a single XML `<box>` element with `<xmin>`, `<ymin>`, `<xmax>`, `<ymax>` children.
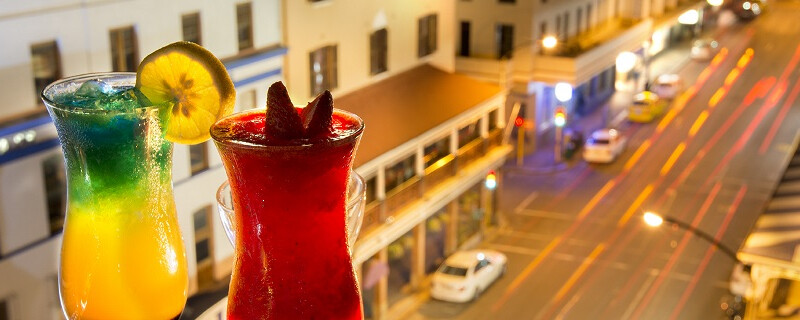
<box><xmin>628</xmin><ymin>91</ymin><xmax>667</xmax><ymax>123</ymax></box>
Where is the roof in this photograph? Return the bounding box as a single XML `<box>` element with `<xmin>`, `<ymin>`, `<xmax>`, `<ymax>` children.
<box><xmin>335</xmin><ymin>64</ymin><xmax>502</xmax><ymax>167</ymax></box>
<box><xmin>444</xmin><ymin>250</ymin><xmax>484</xmax><ymax>267</ymax></box>
<box><xmin>739</xmin><ymin>148</ymin><xmax>800</xmax><ymax>270</ymax></box>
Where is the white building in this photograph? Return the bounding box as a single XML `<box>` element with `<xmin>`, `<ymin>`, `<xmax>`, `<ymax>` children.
<box><xmin>0</xmin><ymin>1</ymin><xmax>285</xmax><ymax>319</ymax></box>
<box><xmin>0</xmin><ymin>1</ymin><xmax>514</xmax><ymax>319</ymax></box>
<box><xmin>197</xmin><ymin>1</ymin><xmax>512</xmax><ymax>319</ymax></box>
<box><xmin>456</xmin><ymin>0</ymin><xmax>709</xmax><ymax>139</ymax></box>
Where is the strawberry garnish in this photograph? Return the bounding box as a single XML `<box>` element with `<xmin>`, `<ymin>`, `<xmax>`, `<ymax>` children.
<box><xmin>301</xmin><ymin>90</ymin><xmax>333</xmax><ymax>137</ymax></box>
<box><xmin>266</xmin><ymin>82</ymin><xmax>304</xmax><ymax>139</ymax></box>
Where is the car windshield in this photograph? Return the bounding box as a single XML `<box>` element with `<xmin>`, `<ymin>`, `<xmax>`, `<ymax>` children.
<box><xmin>438</xmin><ymin>265</ymin><xmax>468</xmax><ymax>277</ymax></box>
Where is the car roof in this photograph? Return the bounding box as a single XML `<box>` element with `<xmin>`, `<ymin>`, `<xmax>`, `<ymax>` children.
<box><xmin>634</xmin><ymin>91</ymin><xmax>659</xmax><ymax>102</ymax></box>
<box><xmin>656</xmin><ymin>74</ymin><xmax>680</xmax><ymax>84</ymax></box>
<box><xmin>443</xmin><ymin>250</ymin><xmax>490</xmax><ymax>267</ymax></box>
<box><xmin>591</xmin><ymin>129</ymin><xmax>618</xmax><ymax>140</ymax></box>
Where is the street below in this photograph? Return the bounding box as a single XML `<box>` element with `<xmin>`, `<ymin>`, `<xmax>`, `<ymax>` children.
<box><xmin>403</xmin><ymin>2</ymin><xmax>800</xmax><ymax>320</ymax></box>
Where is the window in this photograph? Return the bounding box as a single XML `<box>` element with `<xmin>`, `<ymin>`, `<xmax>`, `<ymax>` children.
<box><xmin>424</xmin><ymin>136</ymin><xmax>451</xmax><ymax>168</ymax></box>
<box><xmin>236</xmin><ymin>3</ymin><xmax>254</xmax><ymax>52</ymax></box>
<box><xmin>425</xmin><ymin>208</ymin><xmax>449</xmax><ymax>273</ymax></box>
<box><xmin>488</xmin><ymin>109</ymin><xmax>499</xmax><ymax>131</ymax></box>
<box><xmin>457</xmin><ymin>182</ymin><xmax>483</xmax><ymax>246</ymax></box>
<box><xmin>555</xmin><ymin>16</ymin><xmax>562</xmax><ymax>39</ymax></box>
<box><xmin>459</xmin><ymin>21</ymin><xmax>471</xmax><ymax>57</ymax></box>
<box><xmin>496</xmin><ymin>24</ymin><xmax>514</xmax><ymax>59</ymax></box>
<box><xmin>563</xmin><ymin>12</ymin><xmax>570</xmax><ymax>39</ymax></box>
<box><xmin>189</xmin><ymin>142</ymin><xmax>209</xmax><ymax>175</ymax></box>
<box><xmin>577</xmin><ymin>8</ymin><xmax>583</xmax><ymax>33</ymax></box>
<box><xmin>309</xmin><ymin>45</ymin><xmax>338</xmax><ymax>96</ymax></box>
<box><xmin>42</xmin><ymin>154</ymin><xmax>66</xmax><ymax>235</ymax></box>
<box><xmin>587</xmin><ymin>4</ymin><xmax>593</xmax><ymax>29</ymax></box>
<box><xmin>475</xmin><ymin>259</ymin><xmax>490</xmax><ymax>272</ymax></box>
<box><xmin>418</xmin><ymin>14</ymin><xmax>438</xmax><ymax>57</ymax></box>
<box><xmin>384</xmin><ymin>154</ymin><xmax>416</xmax><ymax>193</ymax></box>
<box><xmin>458</xmin><ymin>119</ymin><xmax>482</xmax><ymax>148</ymax></box>
<box><xmin>109</xmin><ymin>26</ymin><xmax>138</xmax><ymax>72</ymax></box>
<box><xmin>182</xmin><ymin>12</ymin><xmax>202</xmax><ymax>45</ymax></box>
<box><xmin>370</xmin><ymin>28</ymin><xmax>388</xmax><ymax>75</ymax></box>
<box><xmin>31</xmin><ymin>41</ymin><xmax>62</xmax><ymax>104</ymax></box>
<box><xmin>0</xmin><ymin>297</ymin><xmax>9</xmax><ymax>320</ymax></box>
<box><xmin>365</xmin><ymin>176</ymin><xmax>377</xmax><ymax>205</ymax></box>
<box><xmin>539</xmin><ymin>22</ymin><xmax>547</xmax><ymax>40</ymax></box>
<box><xmin>193</xmin><ymin>206</ymin><xmax>214</xmax><ymax>289</ymax></box>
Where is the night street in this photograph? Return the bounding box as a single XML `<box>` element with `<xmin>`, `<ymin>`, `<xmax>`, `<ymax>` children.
<box><xmin>403</xmin><ymin>2</ymin><xmax>800</xmax><ymax>320</ymax></box>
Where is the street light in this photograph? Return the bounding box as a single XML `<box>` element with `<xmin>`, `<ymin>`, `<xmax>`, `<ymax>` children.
<box><xmin>642</xmin><ymin>211</ymin><xmax>740</xmax><ymax>262</ymax></box>
<box><xmin>707</xmin><ymin>0</ymin><xmax>724</xmax><ymax>6</ymax></box>
<box><xmin>542</xmin><ymin>35</ymin><xmax>558</xmax><ymax>50</ymax></box>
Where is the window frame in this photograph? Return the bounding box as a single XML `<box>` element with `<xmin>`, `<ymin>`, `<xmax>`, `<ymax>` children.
<box><xmin>30</xmin><ymin>41</ymin><xmax>62</xmax><ymax>105</ymax></box>
<box><xmin>309</xmin><ymin>44</ymin><xmax>338</xmax><ymax>96</ymax></box>
<box><xmin>369</xmin><ymin>28</ymin><xmax>388</xmax><ymax>75</ymax></box>
<box><xmin>109</xmin><ymin>26</ymin><xmax>139</xmax><ymax>72</ymax></box>
<box><xmin>417</xmin><ymin>14</ymin><xmax>438</xmax><ymax>58</ymax></box>
<box><xmin>236</xmin><ymin>2</ymin><xmax>254</xmax><ymax>52</ymax></box>
<box><xmin>182</xmin><ymin>12</ymin><xmax>202</xmax><ymax>45</ymax></box>
<box><xmin>189</xmin><ymin>142</ymin><xmax>209</xmax><ymax>175</ymax></box>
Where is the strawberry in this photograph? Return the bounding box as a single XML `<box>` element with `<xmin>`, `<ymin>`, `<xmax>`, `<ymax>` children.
<box><xmin>266</xmin><ymin>82</ymin><xmax>304</xmax><ymax>139</ymax></box>
<box><xmin>301</xmin><ymin>90</ymin><xmax>334</xmax><ymax>137</ymax></box>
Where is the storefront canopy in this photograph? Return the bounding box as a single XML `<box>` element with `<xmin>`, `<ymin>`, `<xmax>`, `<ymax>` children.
<box><xmin>336</xmin><ymin>64</ymin><xmax>502</xmax><ymax>168</ymax></box>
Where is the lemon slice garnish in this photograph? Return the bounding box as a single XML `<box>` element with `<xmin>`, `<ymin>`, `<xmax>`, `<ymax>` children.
<box><xmin>136</xmin><ymin>41</ymin><xmax>235</xmax><ymax>145</ymax></box>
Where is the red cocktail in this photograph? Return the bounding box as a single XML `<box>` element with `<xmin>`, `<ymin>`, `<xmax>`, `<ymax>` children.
<box><xmin>211</xmin><ymin>90</ymin><xmax>364</xmax><ymax>319</ymax></box>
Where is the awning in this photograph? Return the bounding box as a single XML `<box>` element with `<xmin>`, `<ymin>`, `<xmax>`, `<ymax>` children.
<box><xmin>739</xmin><ymin>147</ymin><xmax>800</xmax><ymax>271</ymax></box>
<box><xmin>336</xmin><ymin>64</ymin><xmax>503</xmax><ymax>167</ymax></box>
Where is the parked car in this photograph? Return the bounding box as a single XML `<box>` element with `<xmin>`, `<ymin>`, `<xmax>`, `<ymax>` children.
<box><xmin>430</xmin><ymin>250</ymin><xmax>507</xmax><ymax>303</ymax></box>
<box><xmin>628</xmin><ymin>91</ymin><xmax>667</xmax><ymax>123</ymax></box>
<box><xmin>583</xmin><ymin>129</ymin><xmax>627</xmax><ymax>164</ymax></box>
<box><xmin>652</xmin><ymin>74</ymin><xmax>684</xmax><ymax>100</ymax></box>
<box><xmin>691</xmin><ymin>39</ymin><xmax>720</xmax><ymax>61</ymax></box>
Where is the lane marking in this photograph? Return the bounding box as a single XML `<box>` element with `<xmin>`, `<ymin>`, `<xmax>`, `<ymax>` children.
<box><xmin>708</xmin><ymin>88</ymin><xmax>727</xmax><ymax>108</ymax></box>
<box><xmin>617</xmin><ymin>184</ymin><xmax>655</xmax><ymax>227</ymax></box>
<box><xmin>660</xmin><ymin>143</ymin><xmax>687</xmax><ymax>176</ymax></box>
<box><xmin>624</xmin><ymin>140</ymin><xmax>651</xmax><ymax>171</ymax></box>
<box><xmin>492</xmin><ymin>236</ymin><xmax>563</xmax><ymax>311</ymax></box>
<box><xmin>688</xmin><ymin>111</ymin><xmax>709</xmax><ymax>137</ymax></box>
<box><xmin>514</xmin><ymin>191</ymin><xmax>539</xmax><ymax>214</ymax></box>
<box><xmin>577</xmin><ymin>181</ymin><xmax>616</xmax><ymax>220</ymax></box>
<box><xmin>552</xmin><ymin>244</ymin><xmax>605</xmax><ymax>302</ymax></box>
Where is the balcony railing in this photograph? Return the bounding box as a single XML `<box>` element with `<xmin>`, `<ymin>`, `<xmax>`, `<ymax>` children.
<box><xmin>384</xmin><ymin>176</ymin><xmax>422</xmax><ymax>214</ymax></box>
<box><xmin>358</xmin><ymin>134</ymin><xmax>507</xmax><ymax>236</ymax></box>
<box><xmin>486</xmin><ymin>129</ymin><xmax>503</xmax><ymax>151</ymax></box>
<box><xmin>456</xmin><ymin>138</ymin><xmax>484</xmax><ymax>171</ymax></box>
<box><xmin>422</xmin><ymin>154</ymin><xmax>455</xmax><ymax>194</ymax></box>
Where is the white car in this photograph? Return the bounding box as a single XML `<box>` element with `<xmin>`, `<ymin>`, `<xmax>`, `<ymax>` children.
<box><xmin>690</xmin><ymin>39</ymin><xmax>719</xmax><ymax>61</ymax></box>
<box><xmin>430</xmin><ymin>250</ymin><xmax>507</xmax><ymax>303</ymax></box>
<box><xmin>583</xmin><ymin>129</ymin><xmax>627</xmax><ymax>163</ymax></box>
<box><xmin>652</xmin><ymin>74</ymin><xmax>683</xmax><ymax>100</ymax></box>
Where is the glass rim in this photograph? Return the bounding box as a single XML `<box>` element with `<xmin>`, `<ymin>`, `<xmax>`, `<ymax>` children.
<box><xmin>40</xmin><ymin>72</ymin><xmax>161</xmax><ymax>115</ymax></box>
<box><xmin>216</xmin><ymin>170</ymin><xmax>366</xmax><ymax>212</ymax></box>
<box><xmin>210</xmin><ymin>108</ymin><xmax>365</xmax><ymax>151</ymax></box>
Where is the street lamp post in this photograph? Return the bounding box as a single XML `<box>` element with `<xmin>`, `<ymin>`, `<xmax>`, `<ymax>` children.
<box><xmin>643</xmin><ymin>212</ymin><xmax>739</xmax><ymax>262</ymax></box>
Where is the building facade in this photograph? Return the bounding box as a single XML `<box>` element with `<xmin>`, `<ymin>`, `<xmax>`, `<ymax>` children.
<box><xmin>456</xmin><ymin>0</ymin><xmax>708</xmax><ymax>142</ymax></box>
<box><xmin>0</xmin><ymin>1</ymin><xmax>285</xmax><ymax>319</ymax></box>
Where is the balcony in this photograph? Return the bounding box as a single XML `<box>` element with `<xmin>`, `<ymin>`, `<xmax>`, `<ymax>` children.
<box><xmin>530</xmin><ymin>18</ymin><xmax>653</xmax><ymax>85</ymax></box>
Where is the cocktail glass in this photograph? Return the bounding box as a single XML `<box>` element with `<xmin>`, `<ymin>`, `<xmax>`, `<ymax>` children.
<box><xmin>42</xmin><ymin>73</ymin><xmax>188</xmax><ymax>320</ymax></box>
<box><xmin>216</xmin><ymin>171</ymin><xmax>366</xmax><ymax>251</ymax></box>
<box><xmin>211</xmin><ymin>108</ymin><xmax>365</xmax><ymax>320</ymax></box>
